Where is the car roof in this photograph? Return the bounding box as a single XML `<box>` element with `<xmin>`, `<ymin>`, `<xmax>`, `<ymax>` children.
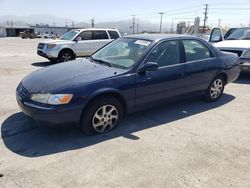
<box><xmin>123</xmin><ymin>34</ymin><xmax>197</xmax><ymax>42</ymax></box>
<box><xmin>75</xmin><ymin>28</ymin><xmax>119</xmax><ymax>32</ymax></box>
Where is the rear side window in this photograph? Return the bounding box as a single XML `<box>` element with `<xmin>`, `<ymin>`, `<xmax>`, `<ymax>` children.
<box><xmin>78</xmin><ymin>31</ymin><xmax>92</xmax><ymax>40</ymax></box>
<box><xmin>108</xmin><ymin>30</ymin><xmax>120</xmax><ymax>39</ymax></box>
<box><xmin>183</xmin><ymin>40</ymin><xmax>211</xmax><ymax>62</ymax></box>
<box><xmin>93</xmin><ymin>30</ymin><xmax>109</xmax><ymax>40</ymax></box>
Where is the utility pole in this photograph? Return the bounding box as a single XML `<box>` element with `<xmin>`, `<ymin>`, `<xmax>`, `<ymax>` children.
<box><xmin>137</xmin><ymin>18</ymin><xmax>139</xmax><ymax>34</ymax></box>
<box><xmin>203</xmin><ymin>4</ymin><xmax>208</xmax><ymax>33</ymax></box>
<box><xmin>132</xmin><ymin>15</ymin><xmax>136</xmax><ymax>34</ymax></box>
<box><xmin>91</xmin><ymin>18</ymin><xmax>95</xmax><ymax>28</ymax></box>
<box><xmin>159</xmin><ymin>12</ymin><xmax>164</xmax><ymax>33</ymax></box>
<box><xmin>218</xmin><ymin>19</ymin><xmax>221</xmax><ymax>27</ymax></box>
<box><xmin>170</xmin><ymin>19</ymin><xmax>174</xmax><ymax>33</ymax></box>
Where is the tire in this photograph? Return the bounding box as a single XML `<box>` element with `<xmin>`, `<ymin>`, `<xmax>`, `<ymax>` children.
<box><xmin>80</xmin><ymin>97</ymin><xmax>124</xmax><ymax>135</ymax></box>
<box><xmin>204</xmin><ymin>75</ymin><xmax>225</xmax><ymax>102</ymax></box>
<box><xmin>58</xmin><ymin>50</ymin><xmax>75</xmax><ymax>62</ymax></box>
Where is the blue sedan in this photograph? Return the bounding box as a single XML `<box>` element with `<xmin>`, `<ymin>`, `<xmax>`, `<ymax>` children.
<box><xmin>16</xmin><ymin>34</ymin><xmax>240</xmax><ymax>135</ymax></box>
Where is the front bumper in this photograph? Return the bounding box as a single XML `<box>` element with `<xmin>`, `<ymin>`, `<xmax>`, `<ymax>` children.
<box><xmin>37</xmin><ymin>47</ymin><xmax>59</xmax><ymax>59</ymax></box>
<box><xmin>17</xmin><ymin>96</ymin><xmax>83</xmax><ymax>125</ymax></box>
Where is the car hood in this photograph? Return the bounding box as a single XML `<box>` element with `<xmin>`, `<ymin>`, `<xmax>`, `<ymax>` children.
<box><xmin>214</xmin><ymin>40</ymin><xmax>250</xmax><ymax>49</ymax></box>
<box><xmin>21</xmin><ymin>58</ymin><xmax>126</xmax><ymax>93</ymax></box>
<box><xmin>41</xmin><ymin>39</ymin><xmax>72</xmax><ymax>44</ymax></box>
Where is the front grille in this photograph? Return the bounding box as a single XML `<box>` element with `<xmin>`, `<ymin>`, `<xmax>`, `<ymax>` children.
<box><xmin>17</xmin><ymin>84</ymin><xmax>29</xmax><ymax>101</ymax></box>
<box><xmin>221</xmin><ymin>50</ymin><xmax>243</xmax><ymax>57</ymax></box>
<box><xmin>38</xmin><ymin>43</ymin><xmax>45</xmax><ymax>50</ymax></box>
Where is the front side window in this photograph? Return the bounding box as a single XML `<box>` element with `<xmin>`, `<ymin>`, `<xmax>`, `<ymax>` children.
<box><xmin>78</xmin><ymin>31</ymin><xmax>92</xmax><ymax>40</ymax></box>
<box><xmin>183</xmin><ymin>40</ymin><xmax>211</xmax><ymax>62</ymax></box>
<box><xmin>91</xmin><ymin>38</ymin><xmax>152</xmax><ymax>69</ymax></box>
<box><xmin>93</xmin><ymin>30</ymin><xmax>109</xmax><ymax>40</ymax></box>
<box><xmin>146</xmin><ymin>40</ymin><xmax>181</xmax><ymax>67</ymax></box>
<box><xmin>108</xmin><ymin>31</ymin><xmax>120</xmax><ymax>39</ymax></box>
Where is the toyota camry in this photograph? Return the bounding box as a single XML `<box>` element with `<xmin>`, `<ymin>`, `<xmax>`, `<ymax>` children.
<box><xmin>16</xmin><ymin>34</ymin><xmax>240</xmax><ymax>135</ymax></box>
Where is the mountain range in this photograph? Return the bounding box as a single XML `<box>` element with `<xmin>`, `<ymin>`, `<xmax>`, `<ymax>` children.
<box><xmin>0</xmin><ymin>14</ymin><xmax>170</xmax><ymax>33</ymax></box>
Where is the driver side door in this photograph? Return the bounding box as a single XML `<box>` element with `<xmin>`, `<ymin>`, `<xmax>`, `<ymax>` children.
<box><xmin>135</xmin><ymin>40</ymin><xmax>187</xmax><ymax>110</ymax></box>
<box><xmin>74</xmin><ymin>31</ymin><xmax>94</xmax><ymax>56</ymax></box>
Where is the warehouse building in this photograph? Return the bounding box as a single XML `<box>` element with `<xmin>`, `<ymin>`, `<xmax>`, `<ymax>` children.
<box><xmin>0</xmin><ymin>26</ymin><xmax>33</xmax><ymax>37</ymax></box>
<box><xmin>0</xmin><ymin>25</ymin><xmax>78</xmax><ymax>37</ymax></box>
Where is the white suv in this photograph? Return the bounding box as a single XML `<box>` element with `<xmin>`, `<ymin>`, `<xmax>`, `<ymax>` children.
<box><xmin>37</xmin><ymin>28</ymin><xmax>121</xmax><ymax>62</ymax></box>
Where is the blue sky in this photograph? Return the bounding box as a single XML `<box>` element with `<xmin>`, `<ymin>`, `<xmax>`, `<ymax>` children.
<box><xmin>0</xmin><ymin>0</ymin><xmax>250</xmax><ymax>27</ymax></box>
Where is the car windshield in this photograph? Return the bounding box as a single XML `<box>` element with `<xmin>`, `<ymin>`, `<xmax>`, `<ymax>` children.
<box><xmin>60</xmin><ymin>30</ymin><xmax>79</xmax><ymax>40</ymax></box>
<box><xmin>226</xmin><ymin>28</ymin><xmax>250</xmax><ymax>40</ymax></box>
<box><xmin>91</xmin><ymin>38</ymin><xmax>152</xmax><ymax>69</ymax></box>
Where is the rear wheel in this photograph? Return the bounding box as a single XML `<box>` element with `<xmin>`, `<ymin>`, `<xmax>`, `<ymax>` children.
<box><xmin>80</xmin><ymin>97</ymin><xmax>123</xmax><ymax>135</ymax></box>
<box><xmin>58</xmin><ymin>50</ymin><xmax>75</xmax><ymax>62</ymax></box>
<box><xmin>204</xmin><ymin>75</ymin><xmax>225</xmax><ymax>102</ymax></box>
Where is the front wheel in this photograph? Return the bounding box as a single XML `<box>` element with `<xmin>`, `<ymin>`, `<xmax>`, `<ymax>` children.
<box><xmin>204</xmin><ymin>76</ymin><xmax>225</xmax><ymax>102</ymax></box>
<box><xmin>80</xmin><ymin>97</ymin><xmax>124</xmax><ymax>135</ymax></box>
<box><xmin>58</xmin><ymin>50</ymin><xmax>75</xmax><ymax>62</ymax></box>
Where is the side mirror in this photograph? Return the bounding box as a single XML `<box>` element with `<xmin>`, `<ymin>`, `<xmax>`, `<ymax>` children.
<box><xmin>138</xmin><ymin>62</ymin><xmax>158</xmax><ymax>73</ymax></box>
<box><xmin>209</xmin><ymin>28</ymin><xmax>224</xmax><ymax>43</ymax></box>
<box><xmin>75</xmin><ymin>37</ymin><xmax>82</xmax><ymax>42</ymax></box>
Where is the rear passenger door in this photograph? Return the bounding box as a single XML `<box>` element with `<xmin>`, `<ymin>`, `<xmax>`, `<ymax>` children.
<box><xmin>92</xmin><ymin>30</ymin><xmax>112</xmax><ymax>53</ymax></box>
<box><xmin>182</xmin><ymin>39</ymin><xmax>217</xmax><ymax>93</ymax></box>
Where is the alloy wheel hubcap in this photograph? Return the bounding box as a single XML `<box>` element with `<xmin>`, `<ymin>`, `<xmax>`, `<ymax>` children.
<box><xmin>92</xmin><ymin>105</ymin><xmax>119</xmax><ymax>133</ymax></box>
<box><xmin>210</xmin><ymin>79</ymin><xmax>223</xmax><ymax>99</ymax></box>
<box><xmin>62</xmin><ymin>53</ymin><xmax>72</xmax><ymax>62</ymax></box>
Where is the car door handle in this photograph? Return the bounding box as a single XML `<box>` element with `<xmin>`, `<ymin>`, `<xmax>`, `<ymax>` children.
<box><xmin>142</xmin><ymin>77</ymin><xmax>152</xmax><ymax>82</ymax></box>
<box><xmin>175</xmin><ymin>72</ymin><xmax>186</xmax><ymax>77</ymax></box>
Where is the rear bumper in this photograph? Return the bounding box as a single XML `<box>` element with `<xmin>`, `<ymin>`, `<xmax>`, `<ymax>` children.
<box><xmin>239</xmin><ymin>58</ymin><xmax>250</xmax><ymax>72</ymax></box>
<box><xmin>226</xmin><ymin>65</ymin><xmax>240</xmax><ymax>84</ymax></box>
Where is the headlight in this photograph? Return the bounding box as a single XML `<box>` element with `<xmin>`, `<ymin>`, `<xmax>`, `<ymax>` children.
<box><xmin>243</xmin><ymin>50</ymin><xmax>250</xmax><ymax>58</ymax></box>
<box><xmin>47</xmin><ymin>44</ymin><xmax>56</xmax><ymax>49</ymax></box>
<box><xmin>31</xmin><ymin>94</ymin><xmax>73</xmax><ymax>105</ymax></box>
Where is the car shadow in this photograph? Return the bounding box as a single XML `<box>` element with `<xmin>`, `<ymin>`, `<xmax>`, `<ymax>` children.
<box><xmin>1</xmin><ymin>94</ymin><xmax>235</xmax><ymax>158</ymax></box>
<box><xmin>234</xmin><ymin>73</ymin><xmax>250</xmax><ymax>84</ymax></box>
<box><xmin>31</xmin><ymin>61</ymin><xmax>54</xmax><ymax>67</ymax></box>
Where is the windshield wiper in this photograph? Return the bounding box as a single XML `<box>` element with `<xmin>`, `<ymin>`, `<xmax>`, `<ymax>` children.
<box><xmin>91</xmin><ymin>57</ymin><xmax>112</xmax><ymax>67</ymax></box>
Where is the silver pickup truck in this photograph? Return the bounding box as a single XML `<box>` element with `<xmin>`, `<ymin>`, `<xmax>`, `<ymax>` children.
<box><xmin>209</xmin><ymin>27</ymin><xmax>250</xmax><ymax>73</ymax></box>
<box><xmin>37</xmin><ymin>28</ymin><xmax>121</xmax><ymax>62</ymax></box>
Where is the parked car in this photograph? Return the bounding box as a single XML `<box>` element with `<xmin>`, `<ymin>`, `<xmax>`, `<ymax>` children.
<box><xmin>42</xmin><ymin>33</ymin><xmax>54</xmax><ymax>39</ymax></box>
<box><xmin>17</xmin><ymin>34</ymin><xmax>240</xmax><ymax>135</ymax></box>
<box><xmin>20</xmin><ymin>30</ymin><xmax>35</xmax><ymax>39</ymax></box>
<box><xmin>37</xmin><ymin>28</ymin><xmax>121</xmax><ymax>63</ymax></box>
<box><xmin>209</xmin><ymin>27</ymin><xmax>250</xmax><ymax>73</ymax></box>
